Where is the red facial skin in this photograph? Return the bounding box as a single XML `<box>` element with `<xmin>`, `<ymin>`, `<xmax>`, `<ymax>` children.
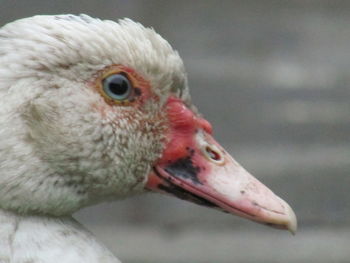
<box><xmin>147</xmin><ymin>96</ymin><xmax>213</xmax><ymax>191</ymax></box>
<box><xmin>160</xmin><ymin>97</ymin><xmax>212</xmax><ymax>161</ymax></box>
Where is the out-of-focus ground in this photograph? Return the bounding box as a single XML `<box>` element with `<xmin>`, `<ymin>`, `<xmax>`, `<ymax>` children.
<box><xmin>1</xmin><ymin>1</ymin><xmax>350</xmax><ymax>262</ymax></box>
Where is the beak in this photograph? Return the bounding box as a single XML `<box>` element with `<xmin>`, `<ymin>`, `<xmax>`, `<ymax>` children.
<box><xmin>146</xmin><ymin>97</ymin><xmax>297</xmax><ymax>234</ymax></box>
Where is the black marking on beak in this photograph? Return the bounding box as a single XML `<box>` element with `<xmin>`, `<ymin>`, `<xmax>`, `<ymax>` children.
<box><xmin>164</xmin><ymin>156</ymin><xmax>202</xmax><ymax>185</ymax></box>
<box><xmin>153</xmin><ymin>167</ymin><xmax>219</xmax><ymax>209</ymax></box>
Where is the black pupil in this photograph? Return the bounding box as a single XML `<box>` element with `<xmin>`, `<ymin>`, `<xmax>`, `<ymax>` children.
<box><xmin>108</xmin><ymin>75</ymin><xmax>129</xmax><ymax>96</ymax></box>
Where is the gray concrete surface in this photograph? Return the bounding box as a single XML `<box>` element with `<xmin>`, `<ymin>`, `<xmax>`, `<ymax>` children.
<box><xmin>1</xmin><ymin>1</ymin><xmax>350</xmax><ymax>262</ymax></box>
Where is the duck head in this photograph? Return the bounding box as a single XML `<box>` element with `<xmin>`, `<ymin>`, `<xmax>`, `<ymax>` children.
<box><xmin>0</xmin><ymin>15</ymin><xmax>296</xmax><ymax>233</ymax></box>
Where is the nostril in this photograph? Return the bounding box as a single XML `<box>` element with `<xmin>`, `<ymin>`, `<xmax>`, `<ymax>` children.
<box><xmin>196</xmin><ymin>130</ymin><xmax>225</xmax><ymax>165</ymax></box>
<box><xmin>205</xmin><ymin>146</ymin><xmax>220</xmax><ymax>161</ymax></box>
<box><xmin>203</xmin><ymin>145</ymin><xmax>224</xmax><ymax>164</ymax></box>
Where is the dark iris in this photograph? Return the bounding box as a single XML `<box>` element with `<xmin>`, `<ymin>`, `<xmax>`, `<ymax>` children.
<box><xmin>102</xmin><ymin>73</ymin><xmax>132</xmax><ymax>101</ymax></box>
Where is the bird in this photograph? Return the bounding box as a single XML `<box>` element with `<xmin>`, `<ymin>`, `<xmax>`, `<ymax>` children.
<box><xmin>0</xmin><ymin>14</ymin><xmax>297</xmax><ymax>263</ymax></box>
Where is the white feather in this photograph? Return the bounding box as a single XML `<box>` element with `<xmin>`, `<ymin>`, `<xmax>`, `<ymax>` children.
<box><xmin>0</xmin><ymin>14</ymin><xmax>191</xmax><ymax>262</ymax></box>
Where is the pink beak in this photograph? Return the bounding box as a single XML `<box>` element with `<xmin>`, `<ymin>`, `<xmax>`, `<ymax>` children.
<box><xmin>146</xmin><ymin>97</ymin><xmax>297</xmax><ymax>234</ymax></box>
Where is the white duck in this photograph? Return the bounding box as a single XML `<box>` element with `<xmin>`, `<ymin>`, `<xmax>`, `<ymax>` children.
<box><xmin>0</xmin><ymin>14</ymin><xmax>297</xmax><ymax>263</ymax></box>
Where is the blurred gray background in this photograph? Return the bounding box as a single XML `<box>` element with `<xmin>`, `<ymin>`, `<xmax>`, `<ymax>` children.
<box><xmin>1</xmin><ymin>1</ymin><xmax>349</xmax><ymax>262</ymax></box>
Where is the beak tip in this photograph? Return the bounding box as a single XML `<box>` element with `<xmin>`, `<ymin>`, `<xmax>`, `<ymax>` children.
<box><xmin>285</xmin><ymin>202</ymin><xmax>298</xmax><ymax>235</ymax></box>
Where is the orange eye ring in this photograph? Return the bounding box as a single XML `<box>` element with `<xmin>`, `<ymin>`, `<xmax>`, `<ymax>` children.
<box><xmin>94</xmin><ymin>65</ymin><xmax>151</xmax><ymax>107</ymax></box>
<box><xmin>95</xmin><ymin>66</ymin><xmax>135</xmax><ymax>106</ymax></box>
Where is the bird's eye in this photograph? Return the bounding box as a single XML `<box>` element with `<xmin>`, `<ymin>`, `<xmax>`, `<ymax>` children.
<box><xmin>102</xmin><ymin>73</ymin><xmax>132</xmax><ymax>101</ymax></box>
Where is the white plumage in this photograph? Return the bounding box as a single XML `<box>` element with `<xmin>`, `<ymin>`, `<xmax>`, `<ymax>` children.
<box><xmin>0</xmin><ymin>14</ymin><xmax>296</xmax><ymax>263</ymax></box>
<box><xmin>0</xmin><ymin>14</ymin><xmax>186</xmax><ymax>215</ymax></box>
<box><xmin>0</xmin><ymin>14</ymin><xmax>188</xmax><ymax>262</ymax></box>
<box><xmin>0</xmin><ymin>210</ymin><xmax>120</xmax><ymax>263</ymax></box>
